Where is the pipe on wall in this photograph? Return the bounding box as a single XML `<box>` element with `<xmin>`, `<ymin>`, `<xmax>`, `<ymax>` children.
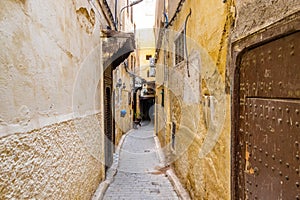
<box><xmin>115</xmin><ymin>0</ymin><xmax>118</xmax><ymax>30</ymax></box>
<box><xmin>184</xmin><ymin>8</ymin><xmax>192</xmax><ymax>77</ymax></box>
<box><xmin>163</xmin><ymin>0</ymin><xmax>168</xmax><ymax>27</ymax></box>
<box><xmin>166</xmin><ymin>0</ymin><xmax>185</xmax><ymax>28</ymax></box>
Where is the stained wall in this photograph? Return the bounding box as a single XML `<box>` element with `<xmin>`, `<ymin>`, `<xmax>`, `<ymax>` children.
<box><xmin>0</xmin><ymin>0</ymin><xmax>106</xmax><ymax>199</ymax></box>
<box><xmin>155</xmin><ymin>0</ymin><xmax>234</xmax><ymax>199</ymax></box>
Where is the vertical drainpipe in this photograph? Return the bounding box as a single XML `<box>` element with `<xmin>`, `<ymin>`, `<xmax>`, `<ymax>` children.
<box><xmin>184</xmin><ymin>8</ymin><xmax>192</xmax><ymax>77</ymax></box>
<box><xmin>163</xmin><ymin>0</ymin><xmax>168</xmax><ymax>27</ymax></box>
<box><xmin>115</xmin><ymin>0</ymin><xmax>118</xmax><ymax>30</ymax></box>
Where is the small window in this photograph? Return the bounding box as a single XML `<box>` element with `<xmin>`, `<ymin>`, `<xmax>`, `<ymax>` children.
<box><xmin>146</xmin><ymin>55</ymin><xmax>152</xmax><ymax>60</ymax></box>
<box><xmin>174</xmin><ymin>31</ymin><xmax>184</xmax><ymax>65</ymax></box>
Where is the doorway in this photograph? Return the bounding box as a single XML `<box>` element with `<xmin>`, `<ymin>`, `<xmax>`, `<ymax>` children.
<box><xmin>104</xmin><ymin>65</ymin><xmax>114</xmax><ymax>171</ymax></box>
<box><xmin>140</xmin><ymin>98</ymin><xmax>155</xmax><ymax>121</ymax></box>
<box><xmin>232</xmin><ymin>20</ymin><xmax>300</xmax><ymax>199</ymax></box>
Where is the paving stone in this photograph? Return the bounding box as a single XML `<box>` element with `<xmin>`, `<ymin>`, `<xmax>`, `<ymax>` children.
<box><xmin>103</xmin><ymin>122</ymin><xmax>179</xmax><ymax>200</ymax></box>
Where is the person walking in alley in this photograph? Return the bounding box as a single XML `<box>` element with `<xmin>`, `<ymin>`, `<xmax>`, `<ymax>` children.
<box><xmin>134</xmin><ymin>112</ymin><xmax>142</xmax><ymax>128</ymax></box>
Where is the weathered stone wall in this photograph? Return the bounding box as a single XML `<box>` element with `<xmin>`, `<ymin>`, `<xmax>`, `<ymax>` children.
<box><xmin>232</xmin><ymin>0</ymin><xmax>300</xmax><ymax>41</ymax></box>
<box><xmin>155</xmin><ymin>0</ymin><xmax>234</xmax><ymax>199</ymax></box>
<box><xmin>0</xmin><ymin>0</ymin><xmax>106</xmax><ymax>198</ymax></box>
<box><xmin>155</xmin><ymin>0</ymin><xmax>300</xmax><ymax>199</ymax></box>
<box><xmin>0</xmin><ymin>114</ymin><xmax>103</xmax><ymax>199</ymax></box>
<box><xmin>167</xmin><ymin>0</ymin><xmax>182</xmax><ymax>24</ymax></box>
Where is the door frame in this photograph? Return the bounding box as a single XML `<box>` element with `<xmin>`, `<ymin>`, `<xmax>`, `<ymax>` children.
<box><xmin>230</xmin><ymin>11</ymin><xmax>300</xmax><ymax>199</ymax></box>
<box><xmin>103</xmin><ymin>65</ymin><xmax>114</xmax><ymax>172</ymax></box>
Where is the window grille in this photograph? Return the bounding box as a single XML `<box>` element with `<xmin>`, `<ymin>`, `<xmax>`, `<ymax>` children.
<box><xmin>174</xmin><ymin>31</ymin><xmax>184</xmax><ymax>65</ymax></box>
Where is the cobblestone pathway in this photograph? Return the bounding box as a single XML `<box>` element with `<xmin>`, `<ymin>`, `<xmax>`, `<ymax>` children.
<box><xmin>103</xmin><ymin>122</ymin><xmax>179</xmax><ymax>200</ymax></box>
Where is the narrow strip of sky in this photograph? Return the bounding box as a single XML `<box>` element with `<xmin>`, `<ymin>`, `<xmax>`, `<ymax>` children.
<box><xmin>133</xmin><ymin>0</ymin><xmax>156</xmax><ymax>29</ymax></box>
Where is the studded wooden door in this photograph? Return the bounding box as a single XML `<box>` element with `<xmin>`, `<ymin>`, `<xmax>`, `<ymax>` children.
<box><xmin>236</xmin><ymin>31</ymin><xmax>300</xmax><ymax>199</ymax></box>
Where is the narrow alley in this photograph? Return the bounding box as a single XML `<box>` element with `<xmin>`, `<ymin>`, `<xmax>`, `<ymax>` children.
<box><xmin>103</xmin><ymin>122</ymin><xmax>179</xmax><ymax>200</ymax></box>
<box><xmin>1</xmin><ymin>0</ymin><xmax>299</xmax><ymax>199</ymax></box>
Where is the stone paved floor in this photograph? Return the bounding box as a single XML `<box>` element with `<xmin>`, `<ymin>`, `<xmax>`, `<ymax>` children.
<box><xmin>103</xmin><ymin>122</ymin><xmax>179</xmax><ymax>200</ymax></box>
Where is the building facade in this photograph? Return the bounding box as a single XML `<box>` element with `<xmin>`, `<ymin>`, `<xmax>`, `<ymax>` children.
<box><xmin>111</xmin><ymin>0</ymin><xmax>137</xmax><ymax>145</ymax></box>
<box><xmin>133</xmin><ymin>0</ymin><xmax>157</xmax><ymax>122</ymax></box>
<box><xmin>0</xmin><ymin>0</ymin><xmax>135</xmax><ymax>199</ymax></box>
<box><xmin>154</xmin><ymin>0</ymin><xmax>234</xmax><ymax>198</ymax></box>
<box><xmin>154</xmin><ymin>0</ymin><xmax>299</xmax><ymax>199</ymax></box>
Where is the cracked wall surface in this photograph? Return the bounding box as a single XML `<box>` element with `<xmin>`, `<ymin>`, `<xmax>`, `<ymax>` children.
<box><xmin>155</xmin><ymin>0</ymin><xmax>300</xmax><ymax>199</ymax></box>
<box><xmin>0</xmin><ymin>114</ymin><xmax>103</xmax><ymax>199</ymax></box>
<box><xmin>155</xmin><ymin>0</ymin><xmax>233</xmax><ymax>199</ymax></box>
<box><xmin>232</xmin><ymin>0</ymin><xmax>300</xmax><ymax>41</ymax></box>
<box><xmin>0</xmin><ymin>0</ymin><xmax>106</xmax><ymax>199</ymax></box>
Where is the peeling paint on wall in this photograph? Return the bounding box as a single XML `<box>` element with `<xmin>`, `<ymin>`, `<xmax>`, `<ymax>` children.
<box><xmin>232</xmin><ymin>0</ymin><xmax>300</xmax><ymax>41</ymax></box>
<box><xmin>76</xmin><ymin>7</ymin><xmax>96</xmax><ymax>34</ymax></box>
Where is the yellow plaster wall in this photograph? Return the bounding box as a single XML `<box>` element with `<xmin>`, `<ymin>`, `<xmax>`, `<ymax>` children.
<box><xmin>156</xmin><ymin>0</ymin><xmax>300</xmax><ymax>199</ymax></box>
<box><xmin>136</xmin><ymin>29</ymin><xmax>156</xmax><ymax>82</ymax></box>
<box><xmin>155</xmin><ymin>0</ymin><xmax>234</xmax><ymax>199</ymax></box>
<box><xmin>137</xmin><ymin>49</ymin><xmax>155</xmax><ymax>82</ymax></box>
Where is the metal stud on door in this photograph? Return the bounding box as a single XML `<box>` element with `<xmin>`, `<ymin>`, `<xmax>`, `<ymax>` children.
<box><xmin>237</xmin><ymin>31</ymin><xmax>300</xmax><ymax>199</ymax></box>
